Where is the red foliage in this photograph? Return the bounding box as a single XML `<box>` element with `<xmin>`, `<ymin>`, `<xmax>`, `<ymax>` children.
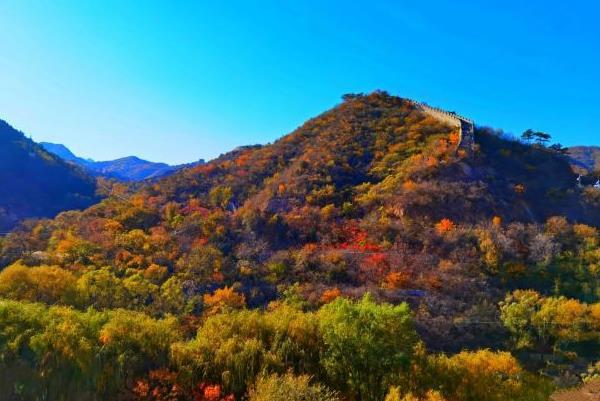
<box><xmin>130</xmin><ymin>373</ymin><xmax>235</xmax><ymax>401</ymax></box>
<box><xmin>192</xmin><ymin>237</ymin><xmax>209</xmax><ymax>248</ymax></box>
<box><xmin>359</xmin><ymin>252</ymin><xmax>389</xmax><ymax>282</ymax></box>
<box><xmin>193</xmin><ymin>383</ymin><xmax>234</xmax><ymax>401</ymax></box>
<box><xmin>183</xmin><ymin>199</ymin><xmax>210</xmax><ymax>216</ymax></box>
<box><xmin>321</xmin><ymin>287</ymin><xmax>342</xmax><ymax>303</ymax></box>
<box><xmin>339</xmin><ymin>224</ymin><xmax>382</xmax><ymax>252</ymax></box>
<box><xmin>364</xmin><ymin>252</ymin><xmax>388</xmax><ymax>266</ymax></box>
<box><xmin>190</xmin><ymin>163</ymin><xmax>216</xmax><ymax>176</ymax></box>
<box><xmin>435</xmin><ymin>218</ymin><xmax>455</xmax><ymax>235</ymax></box>
<box><xmin>449</xmin><ymin>132</ymin><xmax>460</xmax><ymax>145</ymax></box>
<box><xmin>130</xmin><ymin>369</ymin><xmax>183</xmax><ymax>401</ymax></box>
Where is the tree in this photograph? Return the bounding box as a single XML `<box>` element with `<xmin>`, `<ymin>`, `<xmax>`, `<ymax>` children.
<box><xmin>76</xmin><ymin>267</ymin><xmax>129</xmax><ymax>310</ymax></box>
<box><xmin>98</xmin><ymin>310</ymin><xmax>180</xmax><ymax>395</ymax></box>
<box><xmin>321</xmin><ymin>287</ymin><xmax>342</xmax><ymax>304</ymax></box>
<box><xmin>431</xmin><ymin>350</ymin><xmax>524</xmax><ymax>401</ymax></box>
<box><xmin>521</xmin><ymin>129</ymin><xmax>551</xmax><ymax>147</ymax></box>
<box><xmin>521</xmin><ymin>129</ymin><xmax>536</xmax><ymax>143</ymax></box>
<box><xmin>500</xmin><ymin>290</ymin><xmax>599</xmax><ymax>358</ymax></box>
<box><xmin>159</xmin><ymin>277</ymin><xmax>187</xmax><ymax>315</ymax></box>
<box><xmin>209</xmin><ymin>186</ymin><xmax>233</xmax><ymax>210</ymax></box>
<box><xmin>533</xmin><ymin>131</ymin><xmax>551</xmax><ymax>146</ymax></box>
<box><xmin>203</xmin><ymin>286</ymin><xmax>246</xmax><ymax>315</ymax></box>
<box><xmin>0</xmin><ymin>263</ymin><xmax>77</xmax><ymax>304</ymax></box>
<box><xmin>249</xmin><ymin>373</ymin><xmax>339</xmax><ymax>401</ymax></box>
<box><xmin>317</xmin><ymin>294</ymin><xmax>417</xmax><ymax>401</ymax></box>
<box><xmin>500</xmin><ymin>290</ymin><xmax>545</xmax><ymax>350</ymax></box>
<box><xmin>386</xmin><ymin>390</ymin><xmax>446</xmax><ymax>401</ymax></box>
<box><xmin>176</xmin><ymin>244</ymin><xmax>225</xmax><ymax>286</ymax></box>
<box><xmin>549</xmin><ymin>143</ymin><xmax>568</xmax><ymax>154</ymax></box>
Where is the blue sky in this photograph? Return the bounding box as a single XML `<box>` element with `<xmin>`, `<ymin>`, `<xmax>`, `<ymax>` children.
<box><xmin>0</xmin><ymin>1</ymin><xmax>598</xmax><ymax>164</ymax></box>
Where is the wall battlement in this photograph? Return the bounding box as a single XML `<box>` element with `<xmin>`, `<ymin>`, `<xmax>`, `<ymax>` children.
<box><xmin>406</xmin><ymin>99</ymin><xmax>475</xmax><ymax>155</ymax></box>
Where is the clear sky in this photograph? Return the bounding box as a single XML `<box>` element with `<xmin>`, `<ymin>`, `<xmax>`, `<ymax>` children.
<box><xmin>1</xmin><ymin>1</ymin><xmax>598</xmax><ymax>164</ymax></box>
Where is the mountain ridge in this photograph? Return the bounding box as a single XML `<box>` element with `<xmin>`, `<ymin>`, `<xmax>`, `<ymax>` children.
<box><xmin>0</xmin><ymin>120</ymin><xmax>100</xmax><ymax>231</ymax></box>
<box><xmin>40</xmin><ymin>141</ymin><xmax>205</xmax><ymax>181</ymax></box>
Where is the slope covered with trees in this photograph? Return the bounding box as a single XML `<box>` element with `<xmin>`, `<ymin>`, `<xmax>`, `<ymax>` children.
<box><xmin>0</xmin><ymin>120</ymin><xmax>100</xmax><ymax>231</ymax></box>
<box><xmin>568</xmin><ymin>145</ymin><xmax>600</xmax><ymax>174</ymax></box>
<box><xmin>0</xmin><ymin>92</ymin><xmax>598</xmax><ymax>400</ymax></box>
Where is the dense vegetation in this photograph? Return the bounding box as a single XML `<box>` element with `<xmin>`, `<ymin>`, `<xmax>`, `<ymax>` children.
<box><xmin>0</xmin><ymin>120</ymin><xmax>99</xmax><ymax>231</ymax></box>
<box><xmin>1</xmin><ymin>92</ymin><xmax>599</xmax><ymax>400</ymax></box>
<box><xmin>568</xmin><ymin>145</ymin><xmax>600</xmax><ymax>174</ymax></box>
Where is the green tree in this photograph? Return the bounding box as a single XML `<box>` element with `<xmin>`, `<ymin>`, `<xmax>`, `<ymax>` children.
<box><xmin>533</xmin><ymin>131</ymin><xmax>551</xmax><ymax>146</ymax></box>
<box><xmin>317</xmin><ymin>294</ymin><xmax>417</xmax><ymax>401</ymax></box>
<box><xmin>76</xmin><ymin>267</ymin><xmax>129</xmax><ymax>310</ymax></box>
<box><xmin>521</xmin><ymin>129</ymin><xmax>536</xmax><ymax>143</ymax></box>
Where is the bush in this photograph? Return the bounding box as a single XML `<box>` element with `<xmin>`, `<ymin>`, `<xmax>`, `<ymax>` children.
<box><xmin>249</xmin><ymin>373</ymin><xmax>339</xmax><ymax>401</ymax></box>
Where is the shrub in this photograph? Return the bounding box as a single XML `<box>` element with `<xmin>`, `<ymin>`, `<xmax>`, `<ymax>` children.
<box><xmin>248</xmin><ymin>373</ymin><xmax>339</xmax><ymax>401</ymax></box>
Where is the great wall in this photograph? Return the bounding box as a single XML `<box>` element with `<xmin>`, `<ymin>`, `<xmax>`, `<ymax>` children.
<box><xmin>406</xmin><ymin>99</ymin><xmax>475</xmax><ymax>155</ymax></box>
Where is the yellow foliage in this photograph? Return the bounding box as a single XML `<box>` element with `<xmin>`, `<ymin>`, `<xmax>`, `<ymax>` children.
<box><xmin>203</xmin><ymin>286</ymin><xmax>246</xmax><ymax>315</ymax></box>
<box><xmin>388</xmin><ymin>389</ymin><xmax>446</xmax><ymax>401</ymax></box>
<box><xmin>0</xmin><ymin>263</ymin><xmax>77</xmax><ymax>304</ymax></box>
<box><xmin>451</xmin><ymin>349</ymin><xmax>521</xmax><ymax>378</ymax></box>
<box><xmin>492</xmin><ymin>216</ymin><xmax>502</xmax><ymax>227</ymax></box>
<box><xmin>514</xmin><ymin>184</ymin><xmax>526</xmax><ymax>194</ymax></box>
<box><xmin>385</xmin><ymin>387</ymin><xmax>402</xmax><ymax>401</ymax></box>
<box><xmin>383</xmin><ymin>271</ymin><xmax>411</xmax><ymax>289</ymax></box>
<box><xmin>573</xmin><ymin>224</ymin><xmax>599</xmax><ymax>247</ymax></box>
<box><xmin>433</xmin><ymin>350</ymin><xmax>523</xmax><ymax>401</ymax></box>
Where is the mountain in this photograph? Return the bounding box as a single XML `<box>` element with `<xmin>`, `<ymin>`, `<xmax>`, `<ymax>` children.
<box><xmin>0</xmin><ymin>92</ymin><xmax>597</xmax><ymax>400</ymax></box>
<box><xmin>87</xmin><ymin>155</ymin><xmax>176</xmax><ymax>180</ymax></box>
<box><xmin>568</xmin><ymin>145</ymin><xmax>600</xmax><ymax>173</ymax></box>
<box><xmin>40</xmin><ymin>142</ymin><xmax>205</xmax><ymax>181</ymax></box>
<box><xmin>3</xmin><ymin>91</ymin><xmax>598</xmax><ymax>304</ymax></box>
<box><xmin>38</xmin><ymin>142</ymin><xmax>86</xmax><ymax>163</ymax></box>
<box><xmin>0</xmin><ymin>120</ymin><xmax>99</xmax><ymax>231</ymax></box>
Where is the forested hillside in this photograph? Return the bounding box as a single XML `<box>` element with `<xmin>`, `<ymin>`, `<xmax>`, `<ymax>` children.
<box><xmin>0</xmin><ymin>92</ymin><xmax>598</xmax><ymax>401</ymax></box>
<box><xmin>569</xmin><ymin>145</ymin><xmax>600</xmax><ymax>173</ymax></box>
<box><xmin>0</xmin><ymin>120</ymin><xmax>99</xmax><ymax>231</ymax></box>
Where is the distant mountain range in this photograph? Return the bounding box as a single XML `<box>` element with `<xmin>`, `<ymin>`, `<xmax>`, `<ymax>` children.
<box><xmin>0</xmin><ymin>120</ymin><xmax>99</xmax><ymax>231</ymax></box>
<box><xmin>40</xmin><ymin>142</ymin><xmax>204</xmax><ymax>181</ymax></box>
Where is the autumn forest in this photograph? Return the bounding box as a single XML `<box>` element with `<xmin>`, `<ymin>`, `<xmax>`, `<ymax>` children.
<box><xmin>0</xmin><ymin>92</ymin><xmax>599</xmax><ymax>401</ymax></box>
